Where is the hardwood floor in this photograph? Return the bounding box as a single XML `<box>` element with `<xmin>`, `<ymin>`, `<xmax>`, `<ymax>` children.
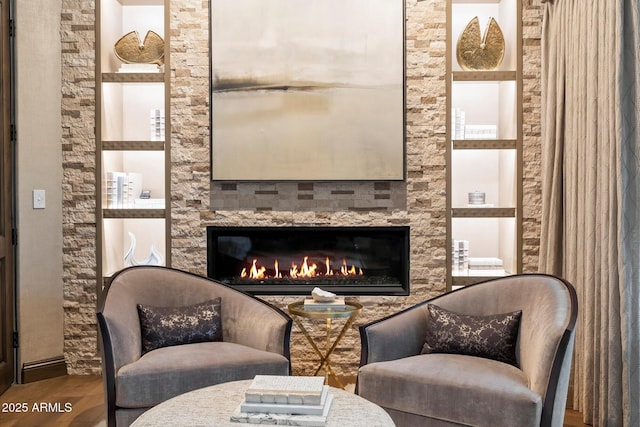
<box><xmin>0</xmin><ymin>375</ymin><xmax>590</xmax><ymax>427</ymax></box>
<box><xmin>0</xmin><ymin>376</ymin><xmax>104</xmax><ymax>427</ymax></box>
<box><xmin>564</xmin><ymin>409</ymin><xmax>590</xmax><ymax>427</ymax></box>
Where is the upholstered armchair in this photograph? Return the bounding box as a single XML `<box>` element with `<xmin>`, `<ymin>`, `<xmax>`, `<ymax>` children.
<box><xmin>357</xmin><ymin>274</ymin><xmax>577</xmax><ymax>427</ymax></box>
<box><xmin>97</xmin><ymin>266</ymin><xmax>292</xmax><ymax>427</ymax></box>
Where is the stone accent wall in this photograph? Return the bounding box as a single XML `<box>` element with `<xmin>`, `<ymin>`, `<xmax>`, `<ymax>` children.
<box><xmin>522</xmin><ymin>0</ymin><xmax>545</xmax><ymax>271</ymax></box>
<box><xmin>171</xmin><ymin>0</ymin><xmax>448</xmax><ymax>378</ymax></box>
<box><xmin>60</xmin><ymin>0</ymin><xmax>544</xmax><ymax>376</ymax></box>
<box><xmin>61</xmin><ymin>0</ymin><xmax>100</xmax><ymax>375</ymax></box>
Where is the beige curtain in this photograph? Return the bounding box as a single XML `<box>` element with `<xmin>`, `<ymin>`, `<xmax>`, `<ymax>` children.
<box><xmin>539</xmin><ymin>0</ymin><xmax>640</xmax><ymax>426</ymax></box>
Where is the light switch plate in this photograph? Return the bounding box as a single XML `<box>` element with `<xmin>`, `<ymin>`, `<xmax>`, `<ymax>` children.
<box><xmin>33</xmin><ymin>189</ymin><xmax>46</xmax><ymax>209</ymax></box>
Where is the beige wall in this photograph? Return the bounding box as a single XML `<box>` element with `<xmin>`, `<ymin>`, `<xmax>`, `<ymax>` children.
<box><xmin>14</xmin><ymin>0</ymin><xmax>65</xmax><ymax>377</ymax></box>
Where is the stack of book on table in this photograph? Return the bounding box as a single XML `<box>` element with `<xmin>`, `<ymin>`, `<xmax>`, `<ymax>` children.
<box><xmin>302</xmin><ymin>298</ymin><xmax>346</xmax><ymax>311</ymax></box>
<box><xmin>231</xmin><ymin>375</ymin><xmax>333</xmax><ymax>426</ymax></box>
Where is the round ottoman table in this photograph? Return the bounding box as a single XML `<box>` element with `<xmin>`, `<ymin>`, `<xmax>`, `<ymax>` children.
<box><xmin>131</xmin><ymin>379</ymin><xmax>394</xmax><ymax>426</ymax></box>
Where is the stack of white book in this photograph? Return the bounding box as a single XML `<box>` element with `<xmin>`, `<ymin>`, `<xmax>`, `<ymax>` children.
<box><xmin>231</xmin><ymin>375</ymin><xmax>333</xmax><ymax>426</ymax></box>
<box><xmin>464</xmin><ymin>124</ymin><xmax>497</xmax><ymax>139</ymax></box>
<box><xmin>452</xmin><ymin>239</ymin><xmax>470</xmax><ymax>274</ymax></box>
<box><xmin>150</xmin><ymin>109</ymin><xmax>165</xmax><ymax>141</ymax></box>
<box><xmin>451</xmin><ymin>107</ymin><xmax>466</xmax><ymax>140</ymax></box>
<box><xmin>303</xmin><ymin>297</ymin><xmax>346</xmax><ymax>311</ymax></box>
<box><xmin>117</xmin><ymin>63</ymin><xmax>160</xmax><ymax>73</ymax></box>
<box><xmin>468</xmin><ymin>257</ymin><xmax>506</xmax><ymax>276</ymax></box>
<box><xmin>104</xmin><ymin>172</ymin><xmax>141</xmax><ymax>209</ymax></box>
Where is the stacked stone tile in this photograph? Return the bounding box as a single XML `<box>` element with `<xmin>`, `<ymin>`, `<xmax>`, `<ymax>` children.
<box><xmin>60</xmin><ymin>0</ymin><xmax>544</xmax><ymax>376</ymax></box>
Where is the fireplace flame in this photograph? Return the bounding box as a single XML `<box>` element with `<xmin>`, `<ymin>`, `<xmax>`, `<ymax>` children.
<box><xmin>340</xmin><ymin>259</ymin><xmax>363</xmax><ymax>276</ymax></box>
<box><xmin>274</xmin><ymin>259</ymin><xmax>282</xmax><ymax>278</ymax></box>
<box><xmin>243</xmin><ymin>259</ymin><xmax>266</xmax><ymax>279</ymax></box>
<box><xmin>290</xmin><ymin>256</ymin><xmax>318</xmax><ymax>278</ymax></box>
<box><xmin>325</xmin><ymin>257</ymin><xmax>333</xmax><ymax>276</ymax></box>
<box><xmin>242</xmin><ymin>256</ymin><xmax>362</xmax><ymax>280</ymax></box>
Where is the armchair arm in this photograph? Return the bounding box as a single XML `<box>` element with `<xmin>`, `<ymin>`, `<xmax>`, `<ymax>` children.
<box><xmin>96</xmin><ymin>312</ymin><xmax>118</xmax><ymax>427</ymax></box>
<box><xmin>221</xmin><ymin>290</ymin><xmax>292</xmax><ymax>360</ymax></box>
<box><xmin>359</xmin><ymin>302</ymin><xmax>428</xmax><ymax>366</ymax></box>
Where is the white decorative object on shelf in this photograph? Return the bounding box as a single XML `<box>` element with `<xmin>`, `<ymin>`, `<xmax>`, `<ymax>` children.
<box><xmin>451</xmin><ymin>107</ymin><xmax>466</xmax><ymax>139</ymax></box>
<box><xmin>467</xmin><ymin>257</ymin><xmax>506</xmax><ymax>276</ymax></box>
<box><xmin>118</xmin><ymin>63</ymin><xmax>160</xmax><ymax>73</ymax></box>
<box><xmin>467</xmin><ymin>192</ymin><xmax>495</xmax><ymax>208</ymax></box>
<box><xmin>105</xmin><ymin>172</ymin><xmax>142</xmax><ymax>209</ymax></box>
<box><xmin>464</xmin><ymin>124</ymin><xmax>497</xmax><ymax>139</ymax></box>
<box><xmin>468</xmin><ymin>191</ymin><xmax>486</xmax><ymax>205</ymax></box>
<box><xmin>124</xmin><ymin>232</ymin><xmax>163</xmax><ymax>267</ymax></box>
<box><xmin>311</xmin><ymin>287</ymin><xmax>336</xmax><ymax>303</ymax></box>
<box><xmin>133</xmin><ymin>198</ymin><xmax>165</xmax><ymax>209</ymax></box>
<box><xmin>466</xmin><ymin>203</ymin><xmax>495</xmax><ymax>208</ymax></box>
<box><xmin>452</xmin><ymin>239</ymin><xmax>469</xmax><ymax>274</ymax></box>
<box><xmin>150</xmin><ymin>109</ymin><xmax>165</xmax><ymax>141</ymax></box>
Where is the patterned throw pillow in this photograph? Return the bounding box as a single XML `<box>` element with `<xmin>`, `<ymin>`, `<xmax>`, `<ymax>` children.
<box><xmin>421</xmin><ymin>303</ymin><xmax>522</xmax><ymax>366</ymax></box>
<box><xmin>137</xmin><ymin>298</ymin><xmax>222</xmax><ymax>355</ymax></box>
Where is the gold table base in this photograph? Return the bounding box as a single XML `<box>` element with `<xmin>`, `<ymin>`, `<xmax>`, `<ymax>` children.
<box><xmin>288</xmin><ymin>301</ymin><xmax>362</xmax><ymax>389</ymax></box>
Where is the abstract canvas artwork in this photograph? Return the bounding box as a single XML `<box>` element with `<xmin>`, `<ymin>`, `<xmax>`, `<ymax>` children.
<box><xmin>210</xmin><ymin>0</ymin><xmax>405</xmax><ymax>180</ymax></box>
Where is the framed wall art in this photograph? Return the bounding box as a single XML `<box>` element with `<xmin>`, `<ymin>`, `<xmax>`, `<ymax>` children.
<box><xmin>210</xmin><ymin>0</ymin><xmax>405</xmax><ymax>181</ymax></box>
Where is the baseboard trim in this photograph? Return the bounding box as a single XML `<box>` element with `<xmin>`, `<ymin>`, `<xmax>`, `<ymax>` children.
<box><xmin>21</xmin><ymin>357</ymin><xmax>68</xmax><ymax>384</ymax></box>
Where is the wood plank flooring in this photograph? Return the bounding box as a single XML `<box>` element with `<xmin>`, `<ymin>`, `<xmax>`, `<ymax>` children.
<box><xmin>0</xmin><ymin>376</ymin><xmax>104</xmax><ymax>427</ymax></box>
<box><xmin>0</xmin><ymin>375</ymin><xmax>590</xmax><ymax>427</ymax></box>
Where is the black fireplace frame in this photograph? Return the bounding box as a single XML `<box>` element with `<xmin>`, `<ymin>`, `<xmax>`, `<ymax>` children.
<box><xmin>207</xmin><ymin>226</ymin><xmax>410</xmax><ymax>296</ymax></box>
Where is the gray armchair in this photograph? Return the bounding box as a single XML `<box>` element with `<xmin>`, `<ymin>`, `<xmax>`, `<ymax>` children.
<box><xmin>97</xmin><ymin>266</ymin><xmax>292</xmax><ymax>427</ymax></box>
<box><xmin>357</xmin><ymin>274</ymin><xmax>577</xmax><ymax>427</ymax></box>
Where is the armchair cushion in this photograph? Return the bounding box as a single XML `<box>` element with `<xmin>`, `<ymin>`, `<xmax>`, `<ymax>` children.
<box><xmin>116</xmin><ymin>341</ymin><xmax>289</xmax><ymax>408</ymax></box>
<box><xmin>137</xmin><ymin>298</ymin><xmax>222</xmax><ymax>354</ymax></box>
<box><xmin>421</xmin><ymin>304</ymin><xmax>522</xmax><ymax>366</ymax></box>
<box><xmin>358</xmin><ymin>353</ymin><xmax>542</xmax><ymax>426</ymax></box>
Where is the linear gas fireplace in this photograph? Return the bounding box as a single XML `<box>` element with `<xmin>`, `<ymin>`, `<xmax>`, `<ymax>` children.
<box><xmin>207</xmin><ymin>226</ymin><xmax>410</xmax><ymax>296</ymax></box>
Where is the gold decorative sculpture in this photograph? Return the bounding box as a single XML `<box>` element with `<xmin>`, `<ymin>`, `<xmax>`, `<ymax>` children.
<box><xmin>114</xmin><ymin>30</ymin><xmax>165</xmax><ymax>65</ymax></box>
<box><xmin>456</xmin><ymin>17</ymin><xmax>505</xmax><ymax>71</ymax></box>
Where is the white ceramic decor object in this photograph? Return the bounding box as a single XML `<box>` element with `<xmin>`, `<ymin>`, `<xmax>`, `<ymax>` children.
<box><xmin>311</xmin><ymin>287</ymin><xmax>337</xmax><ymax>303</ymax></box>
<box><xmin>124</xmin><ymin>232</ymin><xmax>163</xmax><ymax>267</ymax></box>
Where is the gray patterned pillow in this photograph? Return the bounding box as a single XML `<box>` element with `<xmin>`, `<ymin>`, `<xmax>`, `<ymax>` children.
<box><xmin>421</xmin><ymin>303</ymin><xmax>521</xmax><ymax>366</ymax></box>
<box><xmin>137</xmin><ymin>298</ymin><xmax>222</xmax><ymax>355</ymax></box>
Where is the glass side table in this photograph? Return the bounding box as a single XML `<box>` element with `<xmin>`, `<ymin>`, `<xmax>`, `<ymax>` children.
<box><xmin>287</xmin><ymin>300</ymin><xmax>363</xmax><ymax>389</ymax></box>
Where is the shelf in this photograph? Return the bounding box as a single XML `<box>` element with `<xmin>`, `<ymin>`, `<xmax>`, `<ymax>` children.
<box><xmin>103</xmin><ymin>209</ymin><xmax>166</xmax><ymax>219</ymax></box>
<box><xmin>97</xmin><ymin>0</ymin><xmax>170</xmax><ymax>294</ymax></box>
<box><xmin>447</xmin><ymin>0</ymin><xmax>521</xmax><ymax>291</ymax></box>
<box><xmin>451</xmin><ymin>71</ymin><xmax>517</xmax><ymax>82</ymax></box>
<box><xmin>452</xmin><ymin>139</ymin><xmax>517</xmax><ymax>150</ymax></box>
<box><xmin>453</xmin><ymin>71</ymin><xmax>516</xmax><ymax>82</ymax></box>
<box><xmin>452</xmin><ymin>208</ymin><xmax>515</xmax><ymax>217</ymax></box>
<box><xmin>102</xmin><ymin>141</ymin><xmax>165</xmax><ymax>151</ymax></box>
<box><xmin>101</xmin><ymin>217</ymin><xmax>166</xmax><ymax>277</ymax></box>
<box><xmin>102</xmin><ymin>72</ymin><xmax>165</xmax><ymax>83</ymax></box>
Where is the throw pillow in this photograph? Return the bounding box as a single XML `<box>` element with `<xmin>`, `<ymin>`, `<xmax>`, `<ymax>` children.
<box><xmin>421</xmin><ymin>303</ymin><xmax>521</xmax><ymax>366</ymax></box>
<box><xmin>137</xmin><ymin>298</ymin><xmax>222</xmax><ymax>355</ymax></box>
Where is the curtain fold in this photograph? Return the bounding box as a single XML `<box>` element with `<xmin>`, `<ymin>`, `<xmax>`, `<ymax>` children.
<box><xmin>539</xmin><ymin>0</ymin><xmax>640</xmax><ymax>426</ymax></box>
<box><xmin>617</xmin><ymin>0</ymin><xmax>640</xmax><ymax>425</ymax></box>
